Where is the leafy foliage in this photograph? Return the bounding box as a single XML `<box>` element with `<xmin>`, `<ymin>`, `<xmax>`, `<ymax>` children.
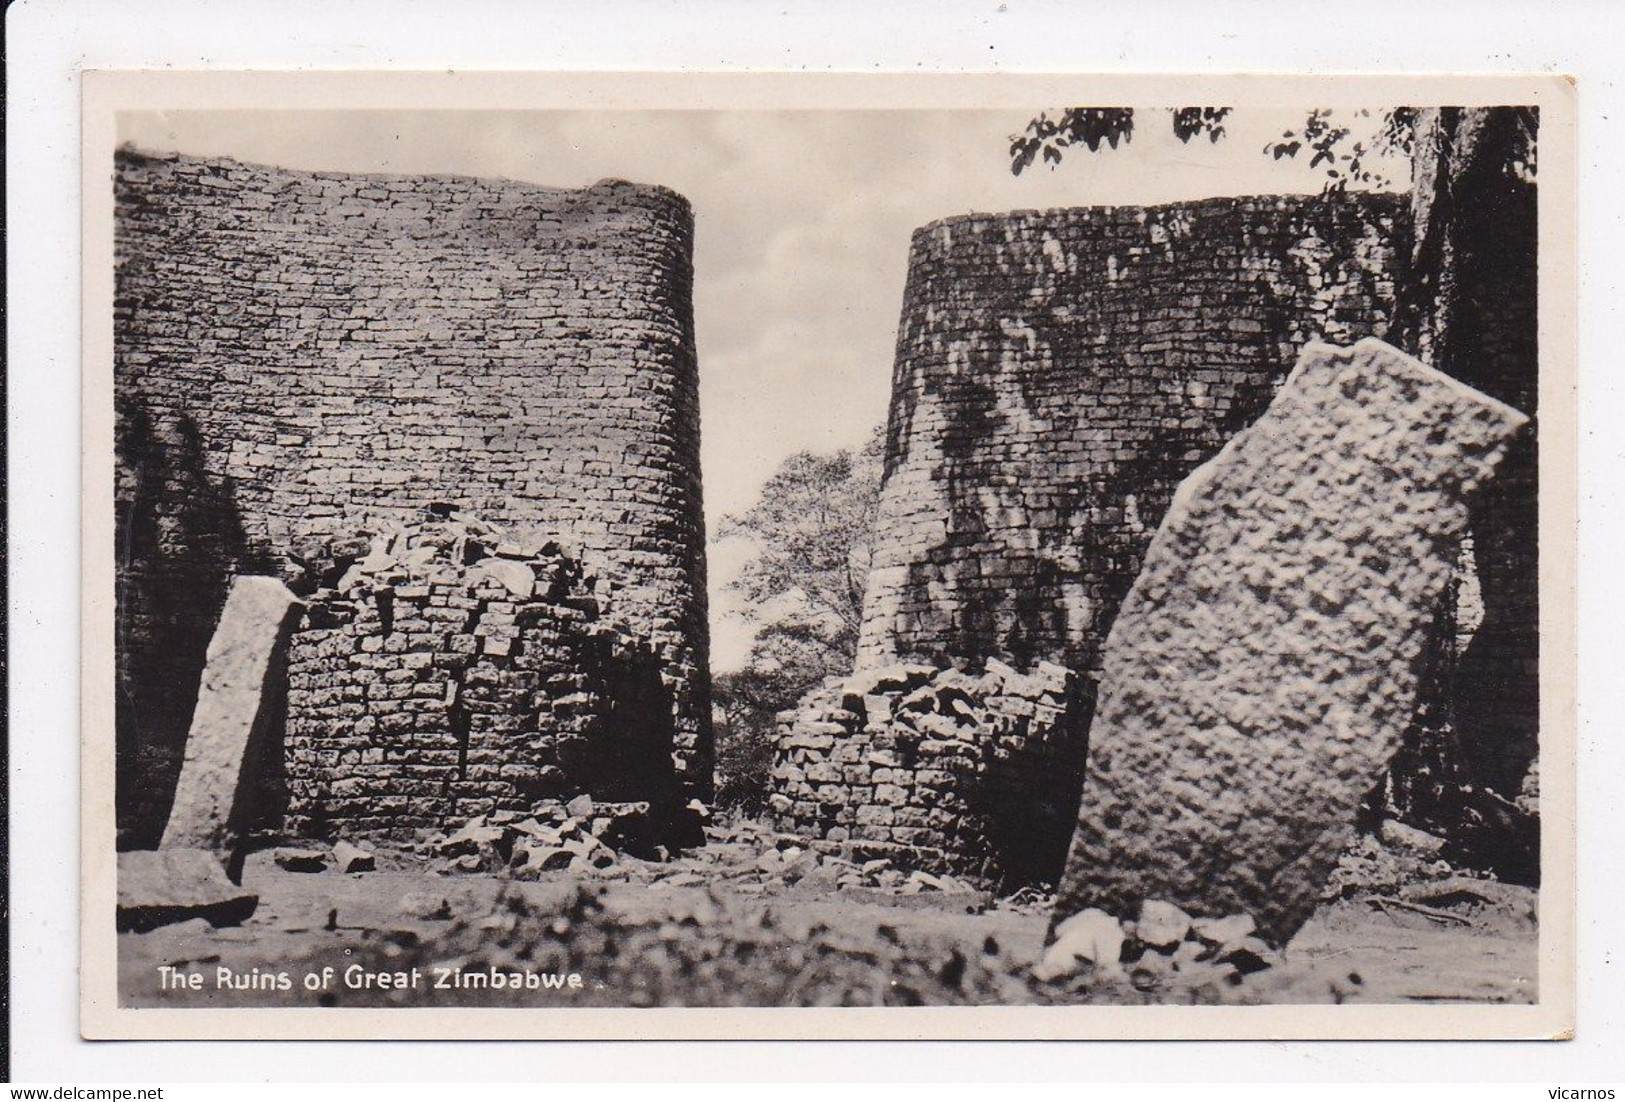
<box><xmin>1010</xmin><ymin>107</ymin><xmax>1229</xmax><ymax>175</ymax></box>
<box><xmin>711</xmin><ymin>427</ymin><xmax>886</xmax><ymax>809</ymax></box>
<box><xmin>1171</xmin><ymin>107</ymin><xmax>1234</xmax><ymax>144</ymax></box>
<box><xmin>1261</xmin><ymin>107</ymin><xmax>1417</xmax><ymax>191</ymax></box>
<box><xmin>1011</xmin><ymin>105</ymin><xmax>1418</xmax><ymax>193</ymax></box>
<box><xmin>716</xmin><ymin>426</ymin><xmax>884</xmax><ymax>637</ymax></box>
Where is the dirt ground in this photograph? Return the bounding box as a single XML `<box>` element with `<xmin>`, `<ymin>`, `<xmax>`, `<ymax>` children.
<box><xmin>119</xmin><ymin>818</ymin><xmax>1538</xmax><ymax>1009</ymax></box>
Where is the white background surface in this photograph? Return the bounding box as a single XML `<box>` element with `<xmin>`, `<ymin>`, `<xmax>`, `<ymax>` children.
<box><xmin>8</xmin><ymin>0</ymin><xmax>1624</xmax><ymax>1083</ymax></box>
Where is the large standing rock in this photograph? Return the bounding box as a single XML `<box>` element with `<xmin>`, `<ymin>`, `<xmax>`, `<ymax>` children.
<box><xmin>1053</xmin><ymin>339</ymin><xmax>1528</xmax><ymax>943</ymax></box>
<box><xmin>160</xmin><ymin>576</ymin><xmax>303</xmax><ymax>854</ymax></box>
<box><xmin>117</xmin><ymin>849</ymin><xmax>259</xmax><ymax>932</ymax></box>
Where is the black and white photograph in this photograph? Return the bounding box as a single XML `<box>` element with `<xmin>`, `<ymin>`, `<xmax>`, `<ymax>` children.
<box><xmin>75</xmin><ymin>71</ymin><xmax>1576</xmax><ymax>1040</ymax></box>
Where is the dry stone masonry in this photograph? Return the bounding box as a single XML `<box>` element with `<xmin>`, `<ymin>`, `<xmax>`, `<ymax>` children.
<box><xmin>283</xmin><ymin>511</ymin><xmax>688</xmax><ymax>841</ymax></box>
<box><xmin>767</xmin><ymin>658</ymin><xmax>1087</xmax><ymax>885</ymax></box>
<box><xmin>773</xmin><ymin>194</ymin><xmax>1405</xmax><ymax>885</ymax></box>
<box><xmin>856</xmin><ymin>195</ymin><xmax>1404</xmax><ymax>691</ymax></box>
<box><xmin>114</xmin><ymin>149</ymin><xmax>711</xmax><ymax>845</ymax></box>
<box><xmin>1052</xmin><ymin>339</ymin><xmax>1528</xmax><ymax>943</ymax></box>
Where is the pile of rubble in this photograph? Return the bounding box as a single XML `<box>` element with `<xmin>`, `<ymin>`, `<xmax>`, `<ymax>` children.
<box><xmin>273</xmin><ymin>840</ymin><xmax>378</xmax><ymax>874</ymax></box>
<box><xmin>426</xmin><ymin>796</ymin><xmax>671</xmax><ymax>878</ymax></box>
<box><xmin>1034</xmin><ymin>900</ymin><xmax>1278</xmax><ymax>991</ymax></box>
<box><xmin>650</xmin><ymin>819</ymin><xmax>983</xmax><ymax>900</ymax></box>
<box><xmin>766</xmin><ymin>657</ymin><xmax>1087</xmax><ymax>883</ymax></box>
<box><xmin>289</xmin><ymin>505</ymin><xmax>607</xmax><ymax>632</ymax></box>
<box><xmin>282</xmin><ymin>505</ymin><xmax>699</xmax><ymax>842</ymax></box>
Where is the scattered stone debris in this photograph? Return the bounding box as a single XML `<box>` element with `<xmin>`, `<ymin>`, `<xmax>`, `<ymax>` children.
<box><xmin>1379</xmin><ymin>819</ymin><xmax>1447</xmax><ymax>857</ymax></box>
<box><xmin>334</xmin><ymin>884</ymin><xmax>1053</xmax><ymax>1008</ymax></box>
<box><xmin>1033</xmin><ymin>900</ymin><xmax>1279</xmax><ymax>993</ymax></box>
<box><xmin>428</xmin><ymin>800</ymin><xmax>659</xmax><ymax>879</ymax></box>
<box><xmin>273</xmin><ymin>848</ymin><xmax>328</xmax><ymax>873</ymax></box>
<box><xmin>1056</xmin><ymin>339</ymin><xmax>1530</xmax><ymax>943</ymax></box>
<box><xmin>117</xmin><ymin>849</ymin><xmax>259</xmax><ymax>933</ymax></box>
<box><xmin>125</xmin><ymin>808</ymin><xmax>1537</xmax><ymax>1009</ymax></box>
<box><xmin>399</xmin><ymin>892</ymin><xmax>453</xmax><ymax>921</ymax></box>
<box><xmin>658</xmin><ymin>818</ymin><xmax>990</xmax><ymax>904</ymax></box>
<box><xmin>1035</xmin><ymin>908</ymin><xmax>1127</xmax><ymax>982</ymax></box>
<box><xmin>1320</xmin><ymin>827</ymin><xmax>1536</xmax><ymax>934</ymax></box>
<box><xmin>999</xmin><ymin>885</ymin><xmax>1058</xmax><ymax>917</ymax></box>
<box><xmin>1325</xmin><ymin>830</ymin><xmax>1462</xmax><ymax>900</ymax></box>
<box><xmin>332</xmin><ymin>841</ymin><xmax>376</xmax><ymax>873</ymax></box>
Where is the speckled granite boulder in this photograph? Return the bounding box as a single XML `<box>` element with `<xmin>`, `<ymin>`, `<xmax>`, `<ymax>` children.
<box><xmin>1053</xmin><ymin>338</ymin><xmax>1529</xmax><ymax>942</ymax></box>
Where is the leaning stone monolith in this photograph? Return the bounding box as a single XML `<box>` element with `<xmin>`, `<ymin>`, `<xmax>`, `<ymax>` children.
<box><xmin>1051</xmin><ymin>338</ymin><xmax>1529</xmax><ymax>944</ymax></box>
<box><xmin>160</xmin><ymin>576</ymin><xmax>303</xmax><ymax>855</ymax></box>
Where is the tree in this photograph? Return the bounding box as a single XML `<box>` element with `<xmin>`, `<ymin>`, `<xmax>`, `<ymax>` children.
<box><xmin>712</xmin><ymin>623</ymin><xmax>852</xmax><ymax>812</ymax></box>
<box><xmin>1010</xmin><ymin>106</ymin><xmax>1420</xmax><ymax>192</ymax></box>
<box><xmin>717</xmin><ymin>424</ymin><xmax>885</xmax><ymax>647</ymax></box>
<box><xmin>710</xmin><ymin>426</ymin><xmax>887</xmax><ymax>809</ymax></box>
<box><xmin>1007</xmin><ymin>103</ymin><xmax>1542</xmax><ymax>874</ymax></box>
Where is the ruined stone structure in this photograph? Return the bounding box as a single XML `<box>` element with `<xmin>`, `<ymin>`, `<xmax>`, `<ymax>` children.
<box><xmin>282</xmin><ymin>514</ymin><xmax>686</xmax><ymax>841</ymax></box>
<box><xmin>856</xmin><ymin>194</ymin><xmax>1405</xmax><ymax>683</ymax></box>
<box><xmin>768</xmin><ymin>659</ymin><xmax>1086</xmax><ymax>885</ymax></box>
<box><xmin>771</xmin><ymin>194</ymin><xmax>1404</xmax><ymax>885</ymax></box>
<box><xmin>1052</xmin><ymin>340</ymin><xmax>1528</xmax><ymax>941</ymax></box>
<box><xmin>114</xmin><ymin>149</ymin><xmax>710</xmax><ymax>846</ymax></box>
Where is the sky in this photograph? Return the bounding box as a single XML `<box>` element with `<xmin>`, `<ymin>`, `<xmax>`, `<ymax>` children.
<box><xmin>119</xmin><ymin>107</ymin><xmax>1406</xmax><ymax>670</ymax></box>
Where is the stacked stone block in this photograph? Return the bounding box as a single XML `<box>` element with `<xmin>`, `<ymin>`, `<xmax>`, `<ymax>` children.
<box><xmin>856</xmin><ymin>194</ymin><xmax>1405</xmax><ymax>699</ymax></box>
<box><xmin>771</xmin><ymin>194</ymin><xmax>1405</xmax><ymax>883</ymax></box>
<box><xmin>1052</xmin><ymin>339</ymin><xmax>1529</xmax><ymax>941</ymax></box>
<box><xmin>284</xmin><ymin>513</ymin><xmax>682</xmax><ymax>841</ymax></box>
<box><xmin>767</xmin><ymin>659</ymin><xmax>1087</xmax><ymax>885</ymax></box>
<box><xmin>113</xmin><ymin>148</ymin><xmax>710</xmax><ymax>843</ymax></box>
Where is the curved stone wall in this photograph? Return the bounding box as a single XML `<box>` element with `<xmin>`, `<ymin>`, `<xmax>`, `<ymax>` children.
<box><xmin>855</xmin><ymin>195</ymin><xmax>1406</xmax><ymax>691</ymax></box>
<box><xmin>114</xmin><ymin>149</ymin><xmax>710</xmax><ymax>843</ymax></box>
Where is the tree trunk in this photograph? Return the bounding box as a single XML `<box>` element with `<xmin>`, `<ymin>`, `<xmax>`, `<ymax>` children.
<box><xmin>1386</xmin><ymin>107</ymin><xmax>1540</xmax><ymax>876</ymax></box>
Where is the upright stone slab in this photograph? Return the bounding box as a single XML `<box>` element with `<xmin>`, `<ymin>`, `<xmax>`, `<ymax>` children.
<box><xmin>161</xmin><ymin>576</ymin><xmax>302</xmax><ymax>854</ymax></box>
<box><xmin>1052</xmin><ymin>339</ymin><xmax>1528</xmax><ymax>943</ymax></box>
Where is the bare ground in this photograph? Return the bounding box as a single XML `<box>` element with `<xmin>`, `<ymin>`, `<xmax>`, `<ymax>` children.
<box><xmin>119</xmin><ymin>819</ymin><xmax>1537</xmax><ymax>1009</ymax></box>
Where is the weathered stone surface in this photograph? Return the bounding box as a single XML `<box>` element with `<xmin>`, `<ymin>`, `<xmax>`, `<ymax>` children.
<box><xmin>768</xmin><ymin>658</ymin><xmax>1089</xmax><ymax>884</ymax></box>
<box><xmin>114</xmin><ymin>149</ymin><xmax>714</xmax><ymax>847</ymax></box>
<box><xmin>1053</xmin><ymin>339</ymin><xmax>1528</xmax><ymax>942</ymax></box>
<box><xmin>855</xmin><ymin>197</ymin><xmax>1404</xmax><ymax>680</ymax></box>
<box><xmin>1033</xmin><ymin>908</ymin><xmax>1125</xmax><ymax>981</ymax></box>
<box><xmin>475</xmin><ymin>558</ymin><xmax>535</xmax><ymax>600</ymax></box>
<box><xmin>1134</xmin><ymin>900</ymin><xmax>1193</xmax><ymax>950</ymax></box>
<box><xmin>283</xmin><ymin>515</ymin><xmax>687</xmax><ymax>844</ymax></box>
<box><xmin>160</xmin><ymin>576</ymin><xmax>302</xmax><ymax>854</ymax></box>
<box><xmin>117</xmin><ymin>849</ymin><xmax>258</xmax><ymax>932</ymax></box>
<box><xmin>273</xmin><ymin>848</ymin><xmax>329</xmax><ymax>873</ymax></box>
<box><xmin>332</xmin><ymin>840</ymin><xmax>375</xmax><ymax>873</ymax></box>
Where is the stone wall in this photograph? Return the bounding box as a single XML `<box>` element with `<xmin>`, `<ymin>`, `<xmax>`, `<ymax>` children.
<box><xmin>114</xmin><ymin>149</ymin><xmax>710</xmax><ymax>844</ymax></box>
<box><xmin>1051</xmin><ymin>339</ymin><xmax>1529</xmax><ymax>941</ymax></box>
<box><xmin>767</xmin><ymin>659</ymin><xmax>1087</xmax><ymax>886</ymax></box>
<box><xmin>855</xmin><ymin>195</ymin><xmax>1406</xmax><ymax>697</ymax></box>
<box><xmin>282</xmin><ymin>514</ymin><xmax>683</xmax><ymax>841</ymax></box>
